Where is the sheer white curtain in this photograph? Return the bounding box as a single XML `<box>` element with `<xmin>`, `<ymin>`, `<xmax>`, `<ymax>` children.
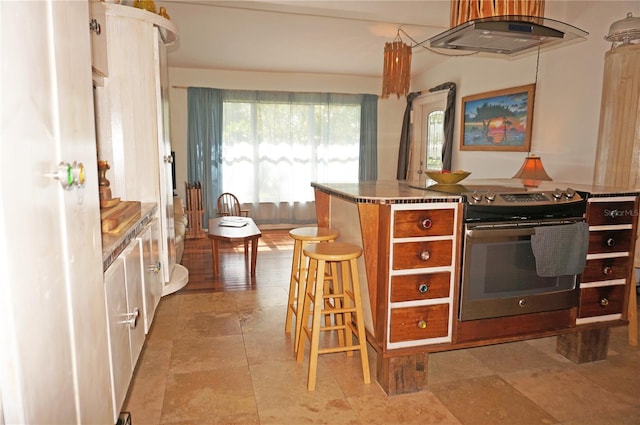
<box><xmin>187</xmin><ymin>89</ymin><xmax>377</xmax><ymax>225</ymax></box>
<box><xmin>222</xmin><ymin>92</ymin><xmax>361</xmax><ymax>224</ymax></box>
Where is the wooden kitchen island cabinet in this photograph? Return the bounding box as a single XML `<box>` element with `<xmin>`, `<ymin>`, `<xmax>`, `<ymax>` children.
<box><xmin>312</xmin><ymin>180</ymin><xmax>639</xmax><ymax>395</ymax></box>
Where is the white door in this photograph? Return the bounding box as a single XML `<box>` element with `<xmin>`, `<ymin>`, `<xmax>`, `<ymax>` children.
<box><xmin>0</xmin><ymin>1</ymin><xmax>112</xmax><ymax>423</ymax></box>
<box><xmin>409</xmin><ymin>92</ymin><xmax>448</xmax><ymax>179</ymax></box>
<box><xmin>154</xmin><ymin>29</ymin><xmax>177</xmax><ymax>284</ymax></box>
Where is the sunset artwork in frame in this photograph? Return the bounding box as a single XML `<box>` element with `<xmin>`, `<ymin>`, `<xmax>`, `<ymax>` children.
<box><xmin>460</xmin><ymin>84</ymin><xmax>535</xmax><ymax>152</ymax></box>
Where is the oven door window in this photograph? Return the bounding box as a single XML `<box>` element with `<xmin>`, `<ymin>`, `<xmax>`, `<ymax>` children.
<box><xmin>464</xmin><ymin>229</ymin><xmax>577</xmax><ymax>301</ymax></box>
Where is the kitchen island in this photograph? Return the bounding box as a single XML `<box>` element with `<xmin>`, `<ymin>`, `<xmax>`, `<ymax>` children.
<box><xmin>312</xmin><ymin>179</ymin><xmax>639</xmax><ymax>395</ymax></box>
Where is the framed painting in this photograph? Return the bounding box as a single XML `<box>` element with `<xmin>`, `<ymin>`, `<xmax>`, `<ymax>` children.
<box><xmin>460</xmin><ymin>84</ymin><xmax>535</xmax><ymax>152</ymax></box>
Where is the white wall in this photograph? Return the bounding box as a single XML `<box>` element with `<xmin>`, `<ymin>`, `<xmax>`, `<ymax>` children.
<box><xmin>412</xmin><ymin>1</ymin><xmax>640</xmax><ymax>185</ymax></box>
<box><xmin>168</xmin><ymin>69</ymin><xmax>405</xmax><ymax>199</ymax></box>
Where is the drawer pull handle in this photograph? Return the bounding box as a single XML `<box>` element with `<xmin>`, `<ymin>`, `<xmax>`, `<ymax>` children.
<box><xmin>600</xmin><ymin>297</ymin><xmax>609</xmax><ymax>307</ymax></box>
<box><xmin>418</xmin><ymin>283</ymin><xmax>429</xmax><ymax>293</ymax></box>
<box><xmin>419</xmin><ymin>251</ymin><xmax>431</xmax><ymax>261</ymax></box>
<box><xmin>417</xmin><ymin>320</ymin><xmax>427</xmax><ymax>329</ymax></box>
<box><xmin>420</xmin><ymin>218</ymin><xmax>432</xmax><ymax>230</ymax></box>
<box><xmin>606</xmin><ymin>238</ymin><xmax>616</xmax><ymax>247</ymax></box>
<box><xmin>603</xmin><ymin>266</ymin><xmax>613</xmax><ymax>276</ymax></box>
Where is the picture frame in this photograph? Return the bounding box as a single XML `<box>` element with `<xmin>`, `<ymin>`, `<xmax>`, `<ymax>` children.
<box><xmin>460</xmin><ymin>84</ymin><xmax>535</xmax><ymax>152</ymax></box>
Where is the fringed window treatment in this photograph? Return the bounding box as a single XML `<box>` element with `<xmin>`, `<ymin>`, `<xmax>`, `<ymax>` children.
<box><xmin>450</xmin><ymin>0</ymin><xmax>545</xmax><ymax>27</ymax></box>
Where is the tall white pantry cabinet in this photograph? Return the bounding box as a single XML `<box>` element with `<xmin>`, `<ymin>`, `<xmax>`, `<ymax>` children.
<box><xmin>1</xmin><ymin>1</ymin><xmax>182</xmax><ymax>424</ymax></box>
<box><xmin>1</xmin><ymin>1</ymin><xmax>112</xmax><ymax>423</ymax></box>
<box><xmin>92</xmin><ymin>2</ymin><xmax>184</xmax><ymax>292</ymax></box>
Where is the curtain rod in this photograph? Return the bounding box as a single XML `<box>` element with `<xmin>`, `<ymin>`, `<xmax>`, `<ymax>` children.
<box><xmin>172</xmin><ymin>85</ymin><xmax>188</xmax><ymax>89</ymax></box>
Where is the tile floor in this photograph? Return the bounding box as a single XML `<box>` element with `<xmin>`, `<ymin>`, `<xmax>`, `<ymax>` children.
<box><xmin>124</xmin><ymin>282</ymin><xmax>640</xmax><ymax>425</ymax></box>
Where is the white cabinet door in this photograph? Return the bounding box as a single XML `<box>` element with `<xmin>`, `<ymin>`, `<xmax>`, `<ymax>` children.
<box><xmin>104</xmin><ymin>258</ymin><xmax>132</xmax><ymax>422</ymax></box>
<box><xmin>123</xmin><ymin>238</ymin><xmax>146</xmax><ymax>366</ymax></box>
<box><xmin>104</xmin><ymin>238</ymin><xmax>146</xmax><ymax>422</ymax></box>
<box><xmin>140</xmin><ymin>220</ymin><xmax>163</xmax><ymax>333</ymax></box>
<box><xmin>0</xmin><ymin>1</ymin><xmax>112</xmax><ymax>423</ymax></box>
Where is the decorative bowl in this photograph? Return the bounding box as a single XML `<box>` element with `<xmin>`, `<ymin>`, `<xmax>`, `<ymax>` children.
<box><xmin>425</xmin><ymin>170</ymin><xmax>471</xmax><ymax>185</ymax></box>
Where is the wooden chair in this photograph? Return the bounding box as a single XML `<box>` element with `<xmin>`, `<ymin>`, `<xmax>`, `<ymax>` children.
<box><xmin>216</xmin><ymin>192</ymin><xmax>251</xmax><ymax>259</ymax></box>
<box><xmin>216</xmin><ymin>192</ymin><xmax>250</xmax><ymax>217</ymax></box>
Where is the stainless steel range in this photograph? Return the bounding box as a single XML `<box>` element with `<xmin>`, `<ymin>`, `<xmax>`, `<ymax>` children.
<box><xmin>424</xmin><ymin>182</ymin><xmax>589</xmax><ymax>321</ymax></box>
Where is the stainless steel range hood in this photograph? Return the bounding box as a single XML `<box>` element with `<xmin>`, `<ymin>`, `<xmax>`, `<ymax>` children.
<box><xmin>428</xmin><ymin>15</ymin><xmax>588</xmax><ymax>55</ymax></box>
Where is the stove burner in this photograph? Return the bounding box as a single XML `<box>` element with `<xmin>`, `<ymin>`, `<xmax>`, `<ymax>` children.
<box><xmin>423</xmin><ymin>183</ymin><xmax>587</xmax><ymax>222</ymax></box>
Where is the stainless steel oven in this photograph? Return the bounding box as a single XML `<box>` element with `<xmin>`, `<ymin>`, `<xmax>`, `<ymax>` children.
<box><xmin>460</xmin><ymin>217</ymin><xmax>584</xmax><ymax>320</ymax></box>
<box><xmin>422</xmin><ymin>182</ymin><xmax>589</xmax><ymax>321</ymax></box>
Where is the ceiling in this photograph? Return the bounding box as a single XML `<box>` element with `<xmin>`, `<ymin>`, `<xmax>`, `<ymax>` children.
<box><xmin>157</xmin><ymin>0</ymin><xmax>454</xmax><ymax>78</ymax></box>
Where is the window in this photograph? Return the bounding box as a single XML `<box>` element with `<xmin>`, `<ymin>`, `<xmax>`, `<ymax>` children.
<box><xmin>426</xmin><ymin>110</ymin><xmax>444</xmax><ymax>170</ymax></box>
<box><xmin>222</xmin><ymin>100</ymin><xmax>360</xmax><ymax>204</ymax></box>
<box><xmin>187</xmin><ymin>88</ymin><xmax>377</xmax><ymax>225</ymax></box>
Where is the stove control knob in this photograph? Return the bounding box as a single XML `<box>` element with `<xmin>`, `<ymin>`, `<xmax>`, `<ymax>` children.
<box><xmin>552</xmin><ymin>188</ymin><xmax>563</xmax><ymax>199</ymax></box>
<box><xmin>485</xmin><ymin>192</ymin><xmax>496</xmax><ymax>202</ymax></box>
<box><xmin>565</xmin><ymin>188</ymin><xmax>576</xmax><ymax>199</ymax></box>
<box><xmin>471</xmin><ymin>191</ymin><xmax>483</xmax><ymax>202</ymax></box>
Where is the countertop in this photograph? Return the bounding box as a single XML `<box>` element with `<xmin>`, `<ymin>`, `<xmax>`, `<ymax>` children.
<box><xmin>101</xmin><ymin>202</ymin><xmax>157</xmax><ymax>271</ymax></box>
<box><xmin>312</xmin><ymin>178</ymin><xmax>640</xmax><ymax>204</ymax></box>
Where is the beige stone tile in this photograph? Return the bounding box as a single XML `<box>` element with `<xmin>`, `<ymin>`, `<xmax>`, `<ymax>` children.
<box><xmin>348</xmin><ymin>391</ymin><xmax>462</xmax><ymax>425</ymax></box>
<box><xmin>468</xmin><ymin>340</ymin><xmax>566</xmax><ymax>374</ymax></box>
<box><xmin>179</xmin><ymin>292</ymin><xmax>237</xmax><ymax>314</ymax></box>
<box><xmin>503</xmin><ymin>367</ymin><xmax>636</xmax><ymax>423</ymax></box>
<box><xmin>123</xmin><ymin>372</ymin><xmax>167</xmax><ymax>425</ymax></box>
<box><xmin>259</xmin><ymin>398</ymin><xmax>360</xmax><ymax>424</ymax></box>
<box><xmin>428</xmin><ymin>348</ymin><xmax>495</xmax><ymax>385</ymax></box>
<box><xmin>250</xmin><ymin>358</ymin><xmax>346</xmax><ymax>411</ymax></box>
<box><xmin>160</xmin><ymin>368</ymin><xmax>257</xmax><ymax>424</ymax></box>
<box><xmin>175</xmin><ymin>311</ymin><xmax>241</xmax><ymax>339</ymax></box>
<box><xmin>169</xmin><ymin>334</ymin><xmax>247</xmax><ymax>374</ymax></box>
<box><xmin>234</xmin><ymin>285</ymin><xmax>290</xmax><ymax>310</ymax></box>
<box><xmin>560</xmin><ymin>405</ymin><xmax>640</xmax><ymax>425</ymax></box>
<box><xmin>134</xmin><ymin>338</ymin><xmax>173</xmax><ymax>379</ymax></box>
<box><xmin>430</xmin><ymin>375</ymin><xmax>558</xmax><ymax>425</ymax></box>
<box><xmin>567</xmin><ymin>352</ymin><xmax>640</xmax><ymax>406</ymax></box>
<box><xmin>241</xmin><ymin>306</ymin><xmax>297</xmax><ymax>365</ymax></box>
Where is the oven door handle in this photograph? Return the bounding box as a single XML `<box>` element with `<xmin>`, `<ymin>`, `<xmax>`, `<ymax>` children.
<box><xmin>466</xmin><ymin>226</ymin><xmax>536</xmax><ymax>239</ymax></box>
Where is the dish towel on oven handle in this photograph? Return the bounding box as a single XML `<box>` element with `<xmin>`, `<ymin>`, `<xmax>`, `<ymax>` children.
<box><xmin>531</xmin><ymin>222</ymin><xmax>589</xmax><ymax>277</ymax></box>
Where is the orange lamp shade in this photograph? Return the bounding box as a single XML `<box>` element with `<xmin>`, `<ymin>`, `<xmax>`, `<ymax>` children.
<box><xmin>513</xmin><ymin>154</ymin><xmax>552</xmax><ymax>186</ymax></box>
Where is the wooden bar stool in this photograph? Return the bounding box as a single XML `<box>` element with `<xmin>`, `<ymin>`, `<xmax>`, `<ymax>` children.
<box><xmin>285</xmin><ymin>227</ymin><xmax>339</xmax><ymax>353</ymax></box>
<box><xmin>296</xmin><ymin>242</ymin><xmax>370</xmax><ymax>391</ymax></box>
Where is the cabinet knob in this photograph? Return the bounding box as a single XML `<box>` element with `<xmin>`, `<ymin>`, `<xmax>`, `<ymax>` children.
<box><xmin>89</xmin><ymin>18</ymin><xmax>101</xmax><ymax>35</ymax></box>
<box><xmin>122</xmin><ymin>308</ymin><xmax>140</xmax><ymax>329</ymax></box>
<box><xmin>600</xmin><ymin>297</ymin><xmax>609</xmax><ymax>307</ymax></box>
<box><xmin>606</xmin><ymin>238</ymin><xmax>616</xmax><ymax>247</ymax></box>
<box><xmin>418</xmin><ymin>283</ymin><xmax>429</xmax><ymax>293</ymax></box>
<box><xmin>417</xmin><ymin>320</ymin><xmax>427</xmax><ymax>329</ymax></box>
<box><xmin>47</xmin><ymin>161</ymin><xmax>85</xmax><ymax>190</ymax></box>
<box><xmin>148</xmin><ymin>262</ymin><xmax>161</xmax><ymax>273</ymax></box>
<box><xmin>420</xmin><ymin>218</ymin><xmax>432</xmax><ymax>230</ymax></box>
<box><xmin>419</xmin><ymin>251</ymin><xmax>431</xmax><ymax>261</ymax></box>
<box><xmin>603</xmin><ymin>266</ymin><xmax>613</xmax><ymax>276</ymax></box>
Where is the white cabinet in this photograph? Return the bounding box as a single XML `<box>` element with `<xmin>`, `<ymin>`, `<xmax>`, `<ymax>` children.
<box><xmin>1</xmin><ymin>1</ymin><xmax>112</xmax><ymax>423</ymax></box>
<box><xmin>140</xmin><ymin>220</ymin><xmax>163</xmax><ymax>333</ymax></box>
<box><xmin>93</xmin><ymin>3</ymin><xmax>181</xmax><ymax>288</ymax></box>
<box><xmin>104</xmin><ymin>239</ymin><xmax>146</xmax><ymax>423</ymax></box>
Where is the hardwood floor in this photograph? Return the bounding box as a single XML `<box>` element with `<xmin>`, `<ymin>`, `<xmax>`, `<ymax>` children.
<box><xmin>178</xmin><ymin>229</ymin><xmax>294</xmax><ymax>293</ymax></box>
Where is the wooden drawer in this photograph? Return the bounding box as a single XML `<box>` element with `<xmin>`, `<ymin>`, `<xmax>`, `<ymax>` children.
<box><xmin>581</xmin><ymin>256</ymin><xmax>631</xmax><ymax>282</ymax></box>
<box><xmin>578</xmin><ymin>285</ymin><xmax>626</xmax><ymax>318</ymax></box>
<box><xmin>588</xmin><ymin>229</ymin><xmax>632</xmax><ymax>254</ymax></box>
<box><xmin>587</xmin><ymin>201</ymin><xmax>635</xmax><ymax>226</ymax></box>
<box><xmin>390</xmin><ymin>272</ymin><xmax>450</xmax><ymax>303</ymax></box>
<box><xmin>394</xmin><ymin>209</ymin><xmax>454</xmax><ymax>238</ymax></box>
<box><xmin>389</xmin><ymin>304</ymin><xmax>449</xmax><ymax>342</ymax></box>
<box><xmin>392</xmin><ymin>240</ymin><xmax>452</xmax><ymax>270</ymax></box>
